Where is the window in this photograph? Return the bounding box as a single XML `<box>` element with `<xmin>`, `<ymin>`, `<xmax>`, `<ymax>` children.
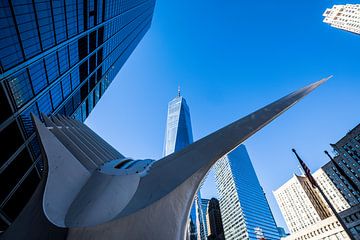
<box><xmin>2</xmin><ymin>168</ymin><xmax>40</xmax><ymax>221</ymax></box>
<box><xmin>0</xmin><ymin>85</ymin><xmax>13</xmax><ymax>124</ymax></box>
<box><xmin>71</xmin><ymin>70</ymin><xmax>80</xmax><ymax>89</ymax></box>
<box><xmin>0</xmin><ymin>121</ymin><xmax>24</xmax><ymax>167</ymax></box>
<box><xmin>78</xmin><ymin>35</ymin><xmax>88</xmax><ymax>60</ymax></box>
<box><xmin>69</xmin><ymin>41</ymin><xmax>79</xmax><ymax>67</ymax></box>
<box><xmin>0</xmin><ymin>2</ymin><xmax>24</xmax><ymax>71</ymax></box>
<box><xmin>12</xmin><ymin>0</ymin><xmax>41</xmax><ymax>58</ymax></box>
<box><xmin>53</xmin><ymin>0</ymin><xmax>67</xmax><ymax>43</ymax></box>
<box><xmin>50</xmin><ymin>82</ymin><xmax>63</xmax><ymax>109</ymax></box>
<box><xmin>58</xmin><ymin>47</ymin><xmax>69</xmax><ymax>74</ymax></box>
<box><xmin>20</xmin><ymin>103</ymin><xmax>40</xmax><ymax>138</ymax></box>
<box><xmin>29</xmin><ymin>60</ymin><xmax>48</xmax><ymax>94</ymax></box>
<box><xmin>65</xmin><ymin>0</ymin><xmax>78</xmax><ymax>37</ymax></box>
<box><xmin>37</xmin><ymin>92</ymin><xmax>52</xmax><ymax>116</ymax></box>
<box><xmin>61</xmin><ymin>75</ymin><xmax>72</xmax><ymax>98</ymax></box>
<box><xmin>0</xmin><ymin>148</ymin><xmax>33</xmax><ymax>203</ymax></box>
<box><xmin>45</xmin><ymin>53</ymin><xmax>59</xmax><ymax>83</ymax></box>
<box><xmin>89</xmin><ymin>30</ymin><xmax>97</xmax><ymax>52</ymax></box>
<box><xmin>7</xmin><ymin>70</ymin><xmax>34</xmax><ymax>108</ymax></box>
<box><xmin>34</xmin><ymin>0</ymin><xmax>55</xmax><ymax>50</ymax></box>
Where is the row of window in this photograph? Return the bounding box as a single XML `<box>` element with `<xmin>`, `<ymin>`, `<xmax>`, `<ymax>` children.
<box><xmin>0</xmin><ymin>0</ymin><xmax>108</xmax><ymax>72</ymax></box>
<box><xmin>0</xmin><ymin>11</ymin><xmax>151</xmax><ymax>171</ymax></box>
<box><xmin>0</xmin><ymin>3</ymin><xmax>154</xmax><ymax>229</ymax></box>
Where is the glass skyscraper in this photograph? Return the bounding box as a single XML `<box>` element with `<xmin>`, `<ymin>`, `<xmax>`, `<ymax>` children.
<box><xmin>163</xmin><ymin>90</ymin><xmax>206</xmax><ymax>240</ymax></box>
<box><xmin>214</xmin><ymin>144</ymin><xmax>280</xmax><ymax>240</ymax></box>
<box><xmin>0</xmin><ymin>0</ymin><xmax>155</xmax><ymax>231</ymax></box>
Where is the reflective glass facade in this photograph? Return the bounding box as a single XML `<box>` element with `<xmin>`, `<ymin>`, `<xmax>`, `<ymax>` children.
<box><xmin>215</xmin><ymin>145</ymin><xmax>280</xmax><ymax>240</ymax></box>
<box><xmin>0</xmin><ymin>0</ymin><xmax>155</xmax><ymax>231</ymax></box>
<box><xmin>163</xmin><ymin>94</ymin><xmax>206</xmax><ymax>240</ymax></box>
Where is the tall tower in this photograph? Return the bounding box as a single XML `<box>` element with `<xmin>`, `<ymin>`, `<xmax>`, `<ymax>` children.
<box><xmin>0</xmin><ymin>0</ymin><xmax>155</xmax><ymax>231</ymax></box>
<box><xmin>163</xmin><ymin>90</ymin><xmax>206</xmax><ymax>240</ymax></box>
<box><xmin>201</xmin><ymin>198</ymin><xmax>210</xmax><ymax>238</ymax></box>
<box><xmin>214</xmin><ymin>144</ymin><xmax>280</xmax><ymax>240</ymax></box>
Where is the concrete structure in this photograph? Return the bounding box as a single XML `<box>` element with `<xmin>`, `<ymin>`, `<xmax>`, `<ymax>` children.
<box><xmin>0</xmin><ymin>78</ymin><xmax>328</xmax><ymax>240</ymax></box>
<box><xmin>163</xmin><ymin>90</ymin><xmax>206</xmax><ymax>240</ymax></box>
<box><xmin>323</xmin><ymin>4</ymin><xmax>360</xmax><ymax>35</ymax></box>
<box><xmin>215</xmin><ymin>144</ymin><xmax>280</xmax><ymax>240</ymax></box>
<box><xmin>0</xmin><ymin>0</ymin><xmax>156</xmax><ymax>230</ymax></box>
<box><xmin>281</xmin><ymin>216</ymin><xmax>350</xmax><ymax>240</ymax></box>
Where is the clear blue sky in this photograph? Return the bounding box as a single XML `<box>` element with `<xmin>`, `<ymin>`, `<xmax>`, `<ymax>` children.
<box><xmin>86</xmin><ymin>0</ymin><xmax>360</xmax><ymax>230</ymax></box>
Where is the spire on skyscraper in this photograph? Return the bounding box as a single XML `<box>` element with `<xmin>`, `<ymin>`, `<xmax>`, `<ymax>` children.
<box><xmin>178</xmin><ymin>84</ymin><xmax>181</xmax><ymax>97</ymax></box>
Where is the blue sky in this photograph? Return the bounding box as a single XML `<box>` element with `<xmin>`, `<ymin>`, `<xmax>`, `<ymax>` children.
<box><xmin>86</xmin><ymin>0</ymin><xmax>360</xmax><ymax>230</ymax></box>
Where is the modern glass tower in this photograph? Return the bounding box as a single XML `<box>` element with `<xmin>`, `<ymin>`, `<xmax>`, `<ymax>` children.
<box><xmin>214</xmin><ymin>144</ymin><xmax>280</xmax><ymax>240</ymax></box>
<box><xmin>0</xmin><ymin>0</ymin><xmax>155</xmax><ymax>231</ymax></box>
<box><xmin>163</xmin><ymin>89</ymin><xmax>206</xmax><ymax>240</ymax></box>
<box><xmin>201</xmin><ymin>198</ymin><xmax>210</xmax><ymax>238</ymax></box>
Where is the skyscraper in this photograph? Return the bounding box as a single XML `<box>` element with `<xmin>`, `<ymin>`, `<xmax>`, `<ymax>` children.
<box><xmin>214</xmin><ymin>144</ymin><xmax>280</xmax><ymax>240</ymax></box>
<box><xmin>207</xmin><ymin>198</ymin><xmax>225</xmax><ymax>240</ymax></box>
<box><xmin>201</xmin><ymin>198</ymin><xmax>210</xmax><ymax>238</ymax></box>
<box><xmin>323</xmin><ymin>4</ymin><xmax>360</xmax><ymax>35</ymax></box>
<box><xmin>0</xmin><ymin>0</ymin><xmax>155</xmax><ymax>231</ymax></box>
<box><xmin>322</xmin><ymin>124</ymin><xmax>360</xmax><ymax>206</ymax></box>
<box><xmin>163</xmin><ymin>89</ymin><xmax>206</xmax><ymax>240</ymax></box>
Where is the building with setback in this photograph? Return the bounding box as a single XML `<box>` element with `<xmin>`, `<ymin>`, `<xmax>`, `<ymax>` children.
<box><xmin>0</xmin><ymin>0</ymin><xmax>155</xmax><ymax>231</ymax></box>
<box><xmin>214</xmin><ymin>144</ymin><xmax>280</xmax><ymax>240</ymax></box>
<box><xmin>323</xmin><ymin>4</ymin><xmax>360</xmax><ymax>35</ymax></box>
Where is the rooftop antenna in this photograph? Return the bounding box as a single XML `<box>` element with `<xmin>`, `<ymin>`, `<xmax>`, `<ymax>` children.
<box><xmin>178</xmin><ymin>84</ymin><xmax>181</xmax><ymax>97</ymax></box>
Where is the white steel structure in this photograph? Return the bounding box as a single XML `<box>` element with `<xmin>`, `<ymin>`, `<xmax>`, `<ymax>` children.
<box><xmin>323</xmin><ymin>4</ymin><xmax>360</xmax><ymax>35</ymax></box>
<box><xmin>1</xmin><ymin>79</ymin><xmax>328</xmax><ymax>240</ymax></box>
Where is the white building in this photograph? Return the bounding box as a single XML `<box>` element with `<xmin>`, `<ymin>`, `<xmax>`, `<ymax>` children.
<box><xmin>323</xmin><ymin>4</ymin><xmax>360</xmax><ymax>35</ymax></box>
<box><xmin>274</xmin><ymin>169</ymin><xmax>351</xmax><ymax>237</ymax></box>
<box><xmin>313</xmin><ymin>169</ymin><xmax>350</xmax><ymax>213</ymax></box>
<box><xmin>273</xmin><ymin>174</ymin><xmax>331</xmax><ymax>234</ymax></box>
<box><xmin>282</xmin><ymin>216</ymin><xmax>350</xmax><ymax>240</ymax></box>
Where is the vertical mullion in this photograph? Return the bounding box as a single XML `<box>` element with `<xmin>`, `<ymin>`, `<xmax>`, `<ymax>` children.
<box><xmin>31</xmin><ymin>0</ymin><xmax>43</xmax><ymax>51</ymax></box>
<box><xmin>7</xmin><ymin>0</ymin><xmax>26</xmax><ymax>59</ymax></box>
<box><xmin>63</xmin><ymin>0</ymin><xmax>69</xmax><ymax>39</ymax></box>
<box><xmin>49</xmin><ymin>0</ymin><xmax>57</xmax><ymax>44</ymax></box>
